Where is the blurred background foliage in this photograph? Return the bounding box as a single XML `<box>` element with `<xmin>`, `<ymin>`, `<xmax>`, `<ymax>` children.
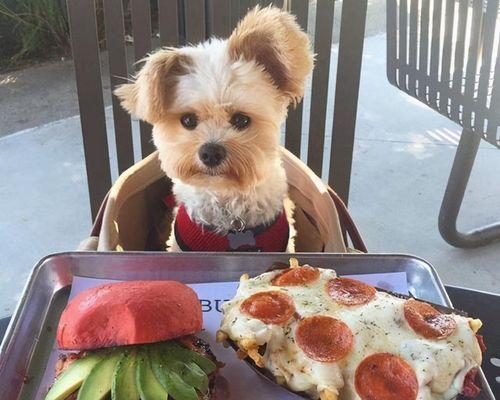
<box><xmin>0</xmin><ymin>0</ymin><xmax>71</xmax><ymax>69</ymax></box>
<box><xmin>0</xmin><ymin>0</ymin><xmax>148</xmax><ymax>71</ymax></box>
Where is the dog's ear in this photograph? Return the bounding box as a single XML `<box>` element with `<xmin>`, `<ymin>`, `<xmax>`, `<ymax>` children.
<box><xmin>114</xmin><ymin>49</ymin><xmax>190</xmax><ymax>124</ymax></box>
<box><xmin>228</xmin><ymin>6</ymin><xmax>313</xmax><ymax>104</ymax></box>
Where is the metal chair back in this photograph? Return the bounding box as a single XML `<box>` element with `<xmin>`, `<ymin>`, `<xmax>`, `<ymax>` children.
<box><xmin>387</xmin><ymin>0</ymin><xmax>500</xmax><ymax>147</ymax></box>
<box><xmin>386</xmin><ymin>0</ymin><xmax>500</xmax><ymax>248</ymax></box>
<box><xmin>67</xmin><ymin>0</ymin><xmax>368</xmax><ymax>219</ymax></box>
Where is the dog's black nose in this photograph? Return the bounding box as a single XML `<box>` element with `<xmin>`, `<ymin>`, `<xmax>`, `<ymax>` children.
<box><xmin>198</xmin><ymin>143</ymin><xmax>227</xmax><ymax>167</ymax></box>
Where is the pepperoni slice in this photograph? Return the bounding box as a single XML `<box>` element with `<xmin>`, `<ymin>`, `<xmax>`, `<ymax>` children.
<box><xmin>404</xmin><ymin>299</ymin><xmax>457</xmax><ymax>339</ymax></box>
<box><xmin>272</xmin><ymin>267</ymin><xmax>320</xmax><ymax>286</ymax></box>
<box><xmin>295</xmin><ymin>315</ymin><xmax>353</xmax><ymax>362</ymax></box>
<box><xmin>240</xmin><ymin>291</ymin><xmax>295</xmax><ymax>325</ymax></box>
<box><xmin>355</xmin><ymin>353</ymin><xmax>418</xmax><ymax>400</ymax></box>
<box><xmin>326</xmin><ymin>277</ymin><xmax>376</xmax><ymax>305</ymax></box>
<box><xmin>476</xmin><ymin>334</ymin><xmax>487</xmax><ymax>353</ymax></box>
<box><xmin>462</xmin><ymin>368</ymin><xmax>481</xmax><ymax>397</ymax></box>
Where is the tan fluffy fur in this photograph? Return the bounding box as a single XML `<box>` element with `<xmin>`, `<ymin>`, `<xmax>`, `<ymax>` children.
<box><xmin>114</xmin><ymin>6</ymin><xmax>314</xmax><ymax>249</ymax></box>
<box><xmin>114</xmin><ymin>49</ymin><xmax>191</xmax><ymax>124</ymax></box>
<box><xmin>228</xmin><ymin>6</ymin><xmax>313</xmax><ymax>104</ymax></box>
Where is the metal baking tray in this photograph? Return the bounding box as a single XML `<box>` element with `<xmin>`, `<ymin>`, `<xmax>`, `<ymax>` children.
<box><xmin>0</xmin><ymin>252</ymin><xmax>494</xmax><ymax>400</ymax></box>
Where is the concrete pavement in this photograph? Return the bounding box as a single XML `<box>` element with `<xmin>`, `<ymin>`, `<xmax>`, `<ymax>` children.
<box><xmin>0</xmin><ymin>33</ymin><xmax>499</xmax><ymax>316</ymax></box>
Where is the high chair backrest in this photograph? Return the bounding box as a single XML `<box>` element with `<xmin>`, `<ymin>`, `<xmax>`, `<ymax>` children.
<box><xmin>67</xmin><ymin>0</ymin><xmax>368</xmax><ymax>219</ymax></box>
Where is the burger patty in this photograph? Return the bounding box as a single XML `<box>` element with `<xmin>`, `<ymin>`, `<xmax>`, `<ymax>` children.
<box><xmin>177</xmin><ymin>335</ymin><xmax>218</xmax><ymax>363</ymax></box>
<box><xmin>54</xmin><ymin>336</ymin><xmax>226</xmax><ymax>400</ymax></box>
<box><xmin>178</xmin><ymin>335</ymin><xmax>228</xmax><ymax>400</ymax></box>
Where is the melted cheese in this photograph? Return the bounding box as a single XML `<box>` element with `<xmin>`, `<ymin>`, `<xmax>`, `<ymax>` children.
<box><xmin>219</xmin><ymin>268</ymin><xmax>482</xmax><ymax>400</ymax></box>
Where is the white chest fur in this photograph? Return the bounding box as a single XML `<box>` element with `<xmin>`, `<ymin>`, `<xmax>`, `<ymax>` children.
<box><xmin>172</xmin><ymin>163</ymin><xmax>289</xmax><ymax>234</ymax></box>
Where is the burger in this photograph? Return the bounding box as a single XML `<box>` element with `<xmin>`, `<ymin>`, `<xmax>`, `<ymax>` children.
<box><xmin>45</xmin><ymin>280</ymin><xmax>225</xmax><ymax>400</ymax></box>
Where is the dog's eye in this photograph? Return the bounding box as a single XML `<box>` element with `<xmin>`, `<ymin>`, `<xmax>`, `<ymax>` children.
<box><xmin>180</xmin><ymin>113</ymin><xmax>198</xmax><ymax>130</ymax></box>
<box><xmin>230</xmin><ymin>113</ymin><xmax>251</xmax><ymax>130</ymax></box>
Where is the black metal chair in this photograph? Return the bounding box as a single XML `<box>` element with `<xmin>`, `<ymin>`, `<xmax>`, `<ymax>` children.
<box><xmin>66</xmin><ymin>0</ymin><xmax>368</xmax><ymax>221</ymax></box>
<box><xmin>387</xmin><ymin>0</ymin><xmax>500</xmax><ymax>248</ymax></box>
<box><xmin>446</xmin><ymin>285</ymin><xmax>500</xmax><ymax>399</ymax></box>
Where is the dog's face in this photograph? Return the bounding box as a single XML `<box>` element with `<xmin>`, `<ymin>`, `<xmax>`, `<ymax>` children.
<box><xmin>115</xmin><ymin>7</ymin><xmax>313</xmax><ymax>194</ymax></box>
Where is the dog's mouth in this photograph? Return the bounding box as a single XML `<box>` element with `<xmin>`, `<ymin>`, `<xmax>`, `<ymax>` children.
<box><xmin>206</xmin><ymin>169</ymin><xmax>221</xmax><ymax>176</ymax></box>
<box><xmin>190</xmin><ymin>168</ymin><xmax>240</xmax><ymax>184</ymax></box>
<box><xmin>176</xmin><ymin>157</ymin><xmax>256</xmax><ymax>191</ymax></box>
<box><xmin>199</xmin><ymin>164</ymin><xmax>227</xmax><ymax>177</ymax></box>
<box><xmin>187</xmin><ymin>169</ymin><xmax>224</xmax><ymax>180</ymax></box>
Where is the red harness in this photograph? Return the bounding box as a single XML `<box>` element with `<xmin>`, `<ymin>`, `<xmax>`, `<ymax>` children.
<box><xmin>173</xmin><ymin>203</ymin><xmax>289</xmax><ymax>252</ymax></box>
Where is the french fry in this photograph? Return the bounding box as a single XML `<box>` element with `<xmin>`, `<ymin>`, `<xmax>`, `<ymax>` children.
<box><xmin>216</xmin><ymin>330</ymin><xmax>228</xmax><ymax>343</ymax></box>
<box><xmin>240</xmin><ymin>273</ymin><xmax>249</xmax><ymax>282</ymax></box>
<box><xmin>239</xmin><ymin>338</ymin><xmax>258</xmax><ymax>350</ymax></box>
<box><xmin>235</xmin><ymin>338</ymin><xmax>265</xmax><ymax>367</ymax></box>
<box><xmin>468</xmin><ymin>318</ymin><xmax>482</xmax><ymax>333</ymax></box>
<box><xmin>275</xmin><ymin>376</ymin><xmax>286</xmax><ymax>385</ymax></box>
<box><xmin>247</xmin><ymin>348</ymin><xmax>265</xmax><ymax>368</ymax></box>
<box><xmin>320</xmin><ymin>389</ymin><xmax>338</xmax><ymax>400</ymax></box>
<box><xmin>289</xmin><ymin>257</ymin><xmax>299</xmax><ymax>268</ymax></box>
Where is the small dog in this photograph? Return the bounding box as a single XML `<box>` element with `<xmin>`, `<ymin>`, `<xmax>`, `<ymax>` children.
<box><xmin>115</xmin><ymin>6</ymin><xmax>313</xmax><ymax>252</ymax></box>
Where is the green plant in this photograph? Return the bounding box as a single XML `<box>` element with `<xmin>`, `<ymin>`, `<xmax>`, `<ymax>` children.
<box><xmin>0</xmin><ymin>0</ymin><xmax>70</xmax><ymax>63</ymax></box>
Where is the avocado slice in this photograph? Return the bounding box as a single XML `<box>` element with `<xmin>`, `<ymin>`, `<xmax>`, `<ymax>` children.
<box><xmin>149</xmin><ymin>347</ymin><xmax>198</xmax><ymax>400</ymax></box>
<box><xmin>77</xmin><ymin>352</ymin><xmax>121</xmax><ymax>400</ymax></box>
<box><xmin>111</xmin><ymin>351</ymin><xmax>140</xmax><ymax>400</ymax></box>
<box><xmin>44</xmin><ymin>353</ymin><xmax>104</xmax><ymax>400</ymax></box>
<box><xmin>161</xmin><ymin>351</ymin><xmax>209</xmax><ymax>393</ymax></box>
<box><xmin>136</xmin><ymin>352</ymin><xmax>168</xmax><ymax>400</ymax></box>
<box><xmin>160</xmin><ymin>341</ymin><xmax>217</xmax><ymax>375</ymax></box>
